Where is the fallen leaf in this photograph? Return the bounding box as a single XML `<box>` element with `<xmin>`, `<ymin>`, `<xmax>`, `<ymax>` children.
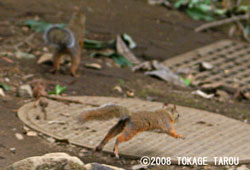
<box><xmin>126</xmin><ymin>90</ymin><xmax>135</xmax><ymax>97</ymax></box>
<box><xmin>192</xmin><ymin>90</ymin><xmax>214</xmax><ymax>99</ymax></box>
<box><xmin>37</xmin><ymin>53</ymin><xmax>53</xmax><ymax>64</ymax></box>
<box><xmin>15</xmin><ymin>51</ymin><xmax>35</xmax><ymax>59</ymax></box>
<box><xmin>132</xmin><ymin>61</ymin><xmax>152</xmax><ymax>72</ymax></box>
<box><xmin>0</xmin><ymin>56</ymin><xmax>14</xmax><ymax>63</ymax></box>
<box><xmin>145</xmin><ymin>69</ymin><xmax>186</xmax><ymax>87</ymax></box>
<box><xmin>116</xmin><ymin>35</ymin><xmax>140</xmax><ymax>65</ymax></box>
<box><xmin>26</xmin><ymin>131</ymin><xmax>38</xmax><ymax>137</ymax></box>
<box><xmin>113</xmin><ymin>86</ymin><xmax>123</xmax><ymax>93</ymax></box>
<box><xmin>199</xmin><ymin>62</ymin><xmax>213</xmax><ymax>71</ymax></box>
<box><xmin>84</xmin><ymin>63</ymin><xmax>102</xmax><ymax>70</ymax></box>
<box><xmin>121</xmin><ymin>33</ymin><xmax>137</xmax><ymax>49</ymax></box>
<box><xmin>0</xmin><ymin>88</ymin><xmax>5</xmax><ymax>97</ymax></box>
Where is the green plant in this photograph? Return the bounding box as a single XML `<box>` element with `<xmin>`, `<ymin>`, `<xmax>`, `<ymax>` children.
<box><xmin>48</xmin><ymin>85</ymin><xmax>67</xmax><ymax>95</ymax></box>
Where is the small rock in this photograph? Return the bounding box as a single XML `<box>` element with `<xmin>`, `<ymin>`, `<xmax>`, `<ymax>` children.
<box><xmin>15</xmin><ymin>133</ymin><xmax>24</xmax><ymax>140</ymax></box>
<box><xmin>85</xmin><ymin>63</ymin><xmax>102</xmax><ymax>70</ymax></box>
<box><xmin>5</xmin><ymin>152</ymin><xmax>85</xmax><ymax>170</ymax></box>
<box><xmin>17</xmin><ymin>84</ymin><xmax>33</xmax><ymax>97</ymax></box>
<box><xmin>4</xmin><ymin>77</ymin><xmax>10</xmax><ymax>82</ymax></box>
<box><xmin>10</xmin><ymin>147</ymin><xmax>16</xmax><ymax>154</ymax></box>
<box><xmin>84</xmin><ymin>163</ymin><xmax>125</xmax><ymax>170</ymax></box>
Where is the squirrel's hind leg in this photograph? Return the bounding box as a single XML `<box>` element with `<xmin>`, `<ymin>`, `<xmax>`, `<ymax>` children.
<box><xmin>95</xmin><ymin>117</ymin><xmax>128</xmax><ymax>152</ymax></box>
<box><xmin>113</xmin><ymin>127</ymin><xmax>141</xmax><ymax>159</ymax></box>
<box><xmin>51</xmin><ymin>50</ymin><xmax>63</xmax><ymax>74</ymax></box>
<box><xmin>69</xmin><ymin>46</ymin><xmax>81</xmax><ymax>77</ymax></box>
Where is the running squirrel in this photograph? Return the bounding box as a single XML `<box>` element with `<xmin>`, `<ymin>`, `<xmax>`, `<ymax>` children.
<box><xmin>43</xmin><ymin>7</ymin><xmax>86</xmax><ymax>77</ymax></box>
<box><xmin>79</xmin><ymin>103</ymin><xmax>185</xmax><ymax>158</ymax></box>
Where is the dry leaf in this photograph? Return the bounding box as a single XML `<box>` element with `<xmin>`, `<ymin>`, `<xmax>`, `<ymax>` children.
<box><xmin>116</xmin><ymin>35</ymin><xmax>140</xmax><ymax>65</ymax></box>
<box><xmin>85</xmin><ymin>63</ymin><xmax>102</xmax><ymax>70</ymax></box>
<box><xmin>113</xmin><ymin>86</ymin><xmax>123</xmax><ymax>93</ymax></box>
<box><xmin>37</xmin><ymin>53</ymin><xmax>53</xmax><ymax>64</ymax></box>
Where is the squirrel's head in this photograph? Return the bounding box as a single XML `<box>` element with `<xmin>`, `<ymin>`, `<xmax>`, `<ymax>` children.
<box><xmin>163</xmin><ymin>103</ymin><xmax>180</xmax><ymax>122</ymax></box>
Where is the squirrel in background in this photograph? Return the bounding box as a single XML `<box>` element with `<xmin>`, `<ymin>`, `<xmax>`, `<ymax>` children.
<box><xmin>43</xmin><ymin>7</ymin><xmax>86</xmax><ymax>77</ymax></box>
<box><xmin>79</xmin><ymin>103</ymin><xmax>185</xmax><ymax>158</ymax></box>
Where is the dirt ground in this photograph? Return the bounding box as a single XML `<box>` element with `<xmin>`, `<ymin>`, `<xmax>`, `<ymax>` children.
<box><xmin>0</xmin><ymin>0</ymin><xmax>250</xmax><ymax>169</ymax></box>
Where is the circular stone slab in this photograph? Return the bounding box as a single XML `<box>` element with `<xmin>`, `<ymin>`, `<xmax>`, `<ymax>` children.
<box><xmin>18</xmin><ymin>96</ymin><xmax>250</xmax><ymax>164</ymax></box>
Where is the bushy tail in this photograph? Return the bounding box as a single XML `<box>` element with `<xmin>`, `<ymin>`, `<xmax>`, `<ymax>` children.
<box><xmin>43</xmin><ymin>25</ymin><xmax>75</xmax><ymax>48</ymax></box>
<box><xmin>78</xmin><ymin>104</ymin><xmax>131</xmax><ymax>123</ymax></box>
<box><xmin>95</xmin><ymin>115</ymin><xmax>130</xmax><ymax>151</ymax></box>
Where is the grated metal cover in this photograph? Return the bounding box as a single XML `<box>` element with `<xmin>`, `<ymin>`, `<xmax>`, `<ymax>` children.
<box><xmin>18</xmin><ymin>96</ymin><xmax>250</xmax><ymax>164</ymax></box>
<box><xmin>162</xmin><ymin>40</ymin><xmax>250</xmax><ymax>91</ymax></box>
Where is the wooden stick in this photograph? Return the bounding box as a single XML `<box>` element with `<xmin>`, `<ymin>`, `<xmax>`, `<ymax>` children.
<box><xmin>43</xmin><ymin>95</ymin><xmax>100</xmax><ymax>106</ymax></box>
<box><xmin>195</xmin><ymin>13</ymin><xmax>249</xmax><ymax>32</ymax></box>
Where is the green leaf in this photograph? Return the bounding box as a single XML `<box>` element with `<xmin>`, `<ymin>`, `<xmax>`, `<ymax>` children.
<box><xmin>186</xmin><ymin>8</ymin><xmax>215</xmax><ymax>21</ymax></box>
<box><xmin>214</xmin><ymin>9</ymin><xmax>227</xmax><ymax>16</ymax></box>
<box><xmin>111</xmin><ymin>54</ymin><xmax>133</xmax><ymax>67</ymax></box>
<box><xmin>83</xmin><ymin>39</ymin><xmax>115</xmax><ymax>49</ymax></box>
<box><xmin>189</xmin><ymin>0</ymin><xmax>200</xmax><ymax>8</ymax></box>
<box><xmin>23</xmin><ymin>20</ymin><xmax>65</xmax><ymax>33</ymax></box>
<box><xmin>237</xmin><ymin>5</ymin><xmax>250</xmax><ymax>12</ymax></box>
<box><xmin>0</xmin><ymin>83</ymin><xmax>10</xmax><ymax>91</ymax></box>
<box><xmin>118</xmin><ymin>79</ymin><xmax>125</xmax><ymax>86</ymax></box>
<box><xmin>179</xmin><ymin>77</ymin><xmax>191</xmax><ymax>86</ymax></box>
<box><xmin>198</xmin><ymin>4</ymin><xmax>212</xmax><ymax>12</ymax></box>
<box><xmin>174</xmin><ymin>0</ymin><xmax>187</xmax><ymax>8</ymax></box>
<box><xmin>48</xmin><ymin>84</ymin><xmax>67</xmax><ymax>95</ymax></box>
<box><xmin>121</xmin><ymin>33</ymin><xmax>136</xmax><ymax>49</ymax></box>
<box><xmin>89</xmin><ymin>51</ymin><xmax>132</xmax><ymax>67</ymax></box>
<box><xmin>89</xmin><ymin>51</ymin><xmax>115</xmax><ymax>58</ymax></box>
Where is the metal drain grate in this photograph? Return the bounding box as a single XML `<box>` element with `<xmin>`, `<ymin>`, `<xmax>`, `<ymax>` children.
<box><xmin>18</xmin><ymin>96</ymin><xmax>250</xmax><ymax>164</ymax></box>
<box><xmin>162</xmin><ymin>40</ymin><xmax>250</xmax><ymax>91</ymax></box>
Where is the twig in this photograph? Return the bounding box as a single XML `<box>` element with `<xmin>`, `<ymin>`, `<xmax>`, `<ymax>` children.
<box><xmin>0</xmin><ymin>56</ymin><xmax>14</xmax><ymax>63</ymax></box>
<box><xmin>43</xmin><ymin>95</ymin><xmax>100</xmax><ymax>106</ymax></box>
<box><xmin>195</xmin><ymin>13</ymin><xmax>250</xmax><ymax>32</ymax></box>
<box><xmin>14</xmin><ymin>33</ymin><xmax>35</xmax><ymax>51</ymax></box>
